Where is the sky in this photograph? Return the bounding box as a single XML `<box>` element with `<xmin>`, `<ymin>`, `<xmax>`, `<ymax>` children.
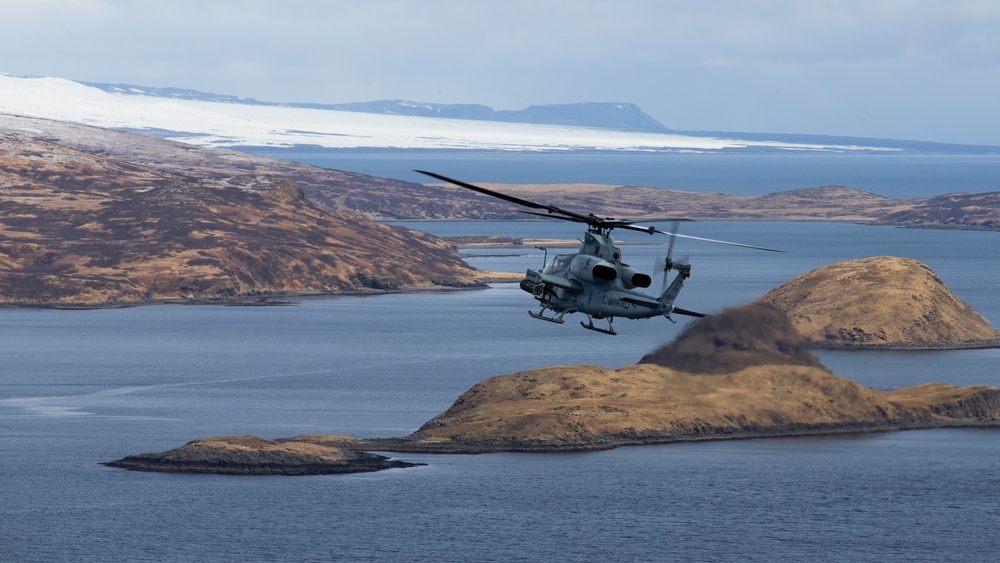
<box><xmin>2</xmin><ymin>0</ymin><xmax>1000</xmax><ymax>145</ymax></box>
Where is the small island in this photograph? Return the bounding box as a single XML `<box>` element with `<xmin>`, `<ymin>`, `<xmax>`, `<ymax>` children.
<box><xmin>757</xmin><ymin>256</ymin><xmax>1000</xmax><ymax>349</ymax></box>
<box><xmin>103</xmin><ymin>435</ymin><xmax>422</xmax><ymax>475</ymax></box>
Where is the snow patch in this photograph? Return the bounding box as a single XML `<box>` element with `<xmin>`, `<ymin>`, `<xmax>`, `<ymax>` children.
<box><xmin>0</xmin><ymin>74</ymin><xmax>890</xmax><ymax>153</ymax></box>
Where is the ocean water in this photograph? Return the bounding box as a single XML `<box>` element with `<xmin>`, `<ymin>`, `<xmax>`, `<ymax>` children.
<box><xmin>3</xmin><ymin>221</ymin><xmax>1000</xmax><ymax>561</ymax></box>
<box><xmin>244</xmin><ymin>148</ymin><xmax>1000</xmax><ymax>198</ymax></box>
<box><xmin>5</xmin><ymin>153</ymin><xmax>1000</xmax><ymax>561</ymax></box>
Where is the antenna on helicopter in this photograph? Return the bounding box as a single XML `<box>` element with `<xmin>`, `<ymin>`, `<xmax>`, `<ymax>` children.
<box><xmin>535</xmin><ymin>246</ymin><xmax>548</xmax><ymax>268</ymax></box>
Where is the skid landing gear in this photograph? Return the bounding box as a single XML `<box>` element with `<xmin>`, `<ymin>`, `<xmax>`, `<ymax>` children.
<box><xmin>581</xmin><ymin>315</ymin><xmax>616</xmax><ymax>336</ymax></box>
<box><xmin>529</xmin><ymin>308</ymin><xmax>566</xmax><ymax>324</ymax></box>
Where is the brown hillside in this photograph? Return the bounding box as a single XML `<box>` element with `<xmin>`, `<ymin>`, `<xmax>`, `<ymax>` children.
<box><xmin>757</xmin><ymin>256</ymin><xmax>1000</xmax><ymax>349</ymax></box>
<box><xmin>0</xmin><ymin>128</ymin><xmax>483</xmax><ymax>306</ymax></box>
<box><xmin>875</xmin><ymin>191</ymin><xmax>1000</xmax><ymax>230</ymax></box>
<box><xmin>384</xmin><ymin>359</ymin><xmax>1000</xmax><ymax>453</ymax></box>
<box><xmin>14</xmin><ymin>113</ymin><xmax>1000</xmax><ymax>232</ymax></box>
<box><xmin>0</xmin><ymin>114</ymin><xmax>920</xmax><ymax>223</ymax></box>
<box><xmin>374</xmin><ymin>304</ymin><xmax>1000</xmax><ymax>453</ymax></box>
<box><xmin>400</xmin><ymin>363</ymin><xmax>905</xmax><ymax>451</ymax></box>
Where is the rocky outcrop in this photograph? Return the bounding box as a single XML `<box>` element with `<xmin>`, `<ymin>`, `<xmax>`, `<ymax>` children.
<box><xmin>875</xmin><ymin>192</ymin><xmax>1000</xmax><ymax>230</ymax></box>
<box><xmin>757</xmin><ymin>257</ymin><xmax>1000</xmax><ymax>349</ymax></box>
<box><xmin>103</xmin><ymin>435</ymin><xmax>421</xmax><ymax>475</ymax></box>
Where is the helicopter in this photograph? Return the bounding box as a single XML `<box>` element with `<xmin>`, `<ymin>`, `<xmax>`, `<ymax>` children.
<box><xmin>416</xmin><ymin>170</ymin><xmax>783</xmax><ymax>335</ymax></box>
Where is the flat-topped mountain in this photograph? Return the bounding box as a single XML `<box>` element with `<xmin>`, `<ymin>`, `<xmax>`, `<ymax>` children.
<box><xmin>80</xmin><ymin>81</ymin><xmax>672</xmax><ymax>133</ymax></box>
<box><xmin>757</xmin><ymin>256</ymin><xmax>1000</xmax><ymax>349</ymax></box>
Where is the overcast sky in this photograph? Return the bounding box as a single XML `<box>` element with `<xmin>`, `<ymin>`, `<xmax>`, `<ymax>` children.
<box><xmin>3</xmin><ymin>0</ymin><xmax>1000</xmax><ymax>145</ymax></box>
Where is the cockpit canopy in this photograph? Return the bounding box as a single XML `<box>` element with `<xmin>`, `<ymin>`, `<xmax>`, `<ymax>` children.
<box><xmin>542</xmin><ymin>254</ymin><xmax>574</xmax><ymax>275</ymax></box>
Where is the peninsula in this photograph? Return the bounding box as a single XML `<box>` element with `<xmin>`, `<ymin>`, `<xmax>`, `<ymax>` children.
<box><xmin>0</xmin><ymin>116</ymin><xmax>489</xmax><ymax>306</ymax></box>
<box><xmin>368</xmin><ymin>303</ymin><xmax>1000</xmax><ymax>453</ymax></box>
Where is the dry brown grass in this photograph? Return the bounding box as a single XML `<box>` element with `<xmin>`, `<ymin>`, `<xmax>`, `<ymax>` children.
<box><xmin>0</xmin><ymin>130</ymin><xmax>486</xmax><ymax>305</ymax></box>
<box><xmin>410</xmin><ymin>363</ymin><xmax>905</xmax><ymax>444</ymax></box>
<box><xmin>758</xmin><ymin>256</ymin><xmax>1000</xmax><ymax>347</ymax></box>
<box><xmin>185</xmin><ymin>435</ymin><xmax>350</xmax><ymax>459</ymax></box>
<box><xmin>397</xmin><ymin>303</ymin><xmax>1000</xmax><ymax>451</ymax></box>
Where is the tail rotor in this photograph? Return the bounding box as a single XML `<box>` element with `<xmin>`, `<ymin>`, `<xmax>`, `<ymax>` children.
<box><xmin>654</xmin><ymin>222</ymin><xmax>692</xmax><ymax>293</ymax></box>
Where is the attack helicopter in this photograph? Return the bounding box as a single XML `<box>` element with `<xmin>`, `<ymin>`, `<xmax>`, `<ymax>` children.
<box><xmin>417</xmin><ymin>170</ymin><xmax>782</xmax><ymax>335</ymax></box>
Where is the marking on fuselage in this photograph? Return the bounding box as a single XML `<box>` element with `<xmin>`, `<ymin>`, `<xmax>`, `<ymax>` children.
<box><xmin>601</xmin><ymin>295</ymin><xmax>631</xmax><ymax>309</ymax></box>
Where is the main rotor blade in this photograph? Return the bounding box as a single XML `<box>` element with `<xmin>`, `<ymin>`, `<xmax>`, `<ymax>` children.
<box><xmin>519</xmin><ymin>210</ymin><xmax>588</xmax><ymax>223</ymax></box>
<box><xmin>416</xmin><ymin>170</ymin><xmax>783</xmax><ymax>253</ymax></box>
<box><xmin>415</xmin><ymin>170</ymin><xmax>592</xmax><ymax>223</ymax></box>
<box><xmin>622</xmin><ymin>223</ymin><xmax>785</xmax><ymax>252</ymax></box>
<box><xmin>636</xmin><ymin>217</ymin><xmax>695</xmax><ymax>223</ymax></box>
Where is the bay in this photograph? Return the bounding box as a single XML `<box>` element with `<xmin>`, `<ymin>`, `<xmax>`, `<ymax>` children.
<box><xmin>3</xmin><ymin>218</ymin><xmax>1000</xmax><ymax>561</ymax></box>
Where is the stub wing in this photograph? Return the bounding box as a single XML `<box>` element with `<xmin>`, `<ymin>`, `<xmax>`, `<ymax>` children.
<box><xmin>525</xmin><ymin>269</ymin><xmax>584</xmax><ymax>293</ymax></box>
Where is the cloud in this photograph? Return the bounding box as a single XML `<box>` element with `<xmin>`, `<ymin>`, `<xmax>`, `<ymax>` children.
<box><xmin>2</xmin><ymin>0</ymin><xmax>1000</xmax><ymax>143</ymax></box>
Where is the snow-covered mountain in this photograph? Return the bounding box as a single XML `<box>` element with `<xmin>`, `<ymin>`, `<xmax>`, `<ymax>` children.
<box><xmin>0</xmin><ymin>73</ymin><xmax>922</xmax><ymax>153</ymax></box>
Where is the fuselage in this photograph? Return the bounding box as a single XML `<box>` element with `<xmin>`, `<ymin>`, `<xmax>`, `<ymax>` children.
<box><xmin>520</xmin><ymin>231</ymin><xmax>679</xmax><ymax>320</ymax></box>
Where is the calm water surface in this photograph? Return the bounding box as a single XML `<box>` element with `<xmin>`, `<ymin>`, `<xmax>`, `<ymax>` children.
<box><xmin>3</xmin><ymin>219</ymin><xmax>1000</xmax><ymax>561</ymax></box>
<box><xmin>245</xmin><ymin>148</ymin><xmax>1000</xmax><ymax>198</ymax></box>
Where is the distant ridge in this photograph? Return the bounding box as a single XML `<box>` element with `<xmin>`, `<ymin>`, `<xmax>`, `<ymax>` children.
<box><xmin>75</xmin><ymin>79</ymin><xmax>1000</xmax><ymax>152</ymax></box>
<box><xmin>81</xmin><ymin>81</ymin><xmax>670</xmax><ymax>133</ymax></box>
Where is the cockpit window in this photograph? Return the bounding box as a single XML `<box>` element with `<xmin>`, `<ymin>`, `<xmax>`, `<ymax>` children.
<box><xmin>543</xmin><ymin>254</ymin><xmax>574</xmax><ymax>275</ymax></box>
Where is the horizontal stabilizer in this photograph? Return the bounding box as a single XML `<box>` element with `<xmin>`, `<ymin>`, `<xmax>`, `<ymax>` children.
<box><xmin>671</xmin><ymin>307</ymin><xmax>705</xmax><ymax>318</ymax></box>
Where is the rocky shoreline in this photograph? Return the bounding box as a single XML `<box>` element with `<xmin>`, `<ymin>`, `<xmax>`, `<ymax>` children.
<box><xmin>808</xmin><ymin>338</ymin><xmax>1000</xmax><ymax>351</ymax></box>
<box><xmin>358</xmin><ymin>417</ymin><xmax>1000</xmax><ymax>454</ymax></box>
<box><xmin>0</xmin><ymin>278</ymin><xmax>521</xmax><ymax>310</ymax></box>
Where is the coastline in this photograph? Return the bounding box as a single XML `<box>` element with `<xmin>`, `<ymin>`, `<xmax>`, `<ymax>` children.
<box><xmin>0</xmin><ymin>274</ymin><xmax>522</xmax><ymax>310</ymax></box>
<box><xmin>808</xmin><ymin>339</ymin><xmax>1000</xmax><ymax>351</ymax></box>
<box><xmin>359</xmin><ymin>417</ymin><xmax>1000</xmax><ymax>454</ymax></box>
